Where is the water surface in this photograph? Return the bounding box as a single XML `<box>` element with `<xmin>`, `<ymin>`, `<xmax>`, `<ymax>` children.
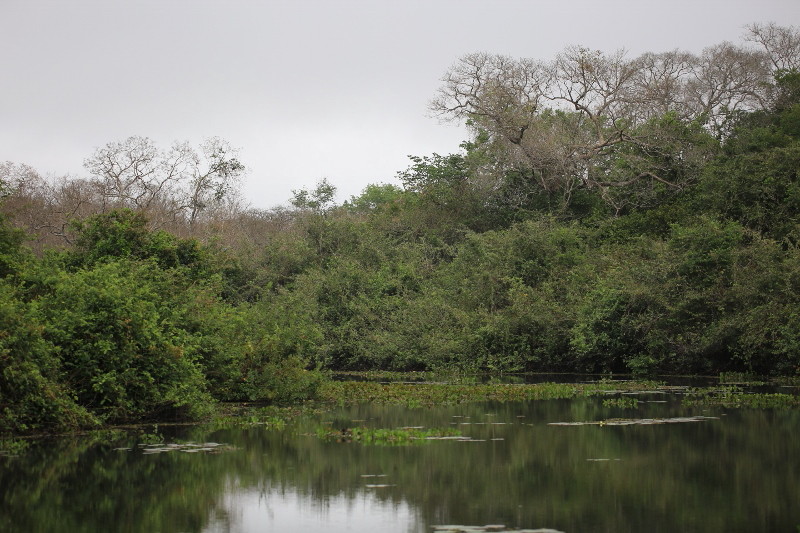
<box><xmin>2</xmin><ymin>392</ymin><xmax>798</xmax><ymax>532</ymax></box>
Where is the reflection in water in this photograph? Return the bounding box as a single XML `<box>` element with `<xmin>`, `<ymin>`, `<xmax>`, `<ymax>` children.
<box><xmin>2</xmin><ymin>394</ymin><xmax>799</xmax><ymax>532</ymax></box>
<box><xmin>205</xmin><ymin>487</ymin><xmax>418</xmax><ymax>533</ymax></box>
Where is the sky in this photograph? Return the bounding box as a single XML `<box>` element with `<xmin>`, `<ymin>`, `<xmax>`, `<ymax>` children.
<box><xmin>1</xmin><ymin>0</ymin><xmax>798</xmax><ymax>210</ymax></box>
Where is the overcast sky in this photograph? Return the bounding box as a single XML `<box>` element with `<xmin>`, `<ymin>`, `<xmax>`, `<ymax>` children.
<box><xmin>1</xmin><ymin>0</ymin><xmax>798</xmax><ymax>209</ymax></box>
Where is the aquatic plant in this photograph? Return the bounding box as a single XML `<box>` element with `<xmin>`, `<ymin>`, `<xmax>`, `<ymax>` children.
<box><xmin>683</xmin><ymin>387</ymin><xmax>800</xmax><ymax>408</ymax></box>
<box><xmin>318</xmin><ymin>380</ymin><xmax>664</xmax><ymax>407</ymax></box>
<box><xmin>316</xmin><ymin>426</ymin><xmax>462</xmax><ymax>445</ymax></box>
<box><xmin>602</xmin><ymin>397</ymin><xmax>639</xmax><ymax>409</ymax></box>
<box><xmin>718</xmin><ymin>372</ymin><xmax>767</xmax><ymax>386</ymax></box>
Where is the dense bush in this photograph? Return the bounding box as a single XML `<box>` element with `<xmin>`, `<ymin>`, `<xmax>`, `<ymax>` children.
<box><xmin>0</xmin><ymin>211</ymin><xmax>323</xmax><ymax>434</ymax></box>
<box><xmin>0</xmin><ymin>282</ymin><xmax>97</xmax><ymax>433</ymax></box>
<box><xmin>31</xmin><ymin>260</ymin><xmax>214</xmax><ymax>422</ymax></box>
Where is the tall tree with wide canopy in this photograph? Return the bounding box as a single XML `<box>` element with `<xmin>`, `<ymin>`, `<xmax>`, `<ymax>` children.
<box><xmin>431</xmin><ymin>24</ymin><xmax>799</xmax><ymax>213</ymax></box>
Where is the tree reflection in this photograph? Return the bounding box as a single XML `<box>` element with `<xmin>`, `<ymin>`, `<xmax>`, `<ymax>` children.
<box><xmin>1</xmin><ymin>399</ymin><xmax>798</xmax><ymax>532</ymax></box>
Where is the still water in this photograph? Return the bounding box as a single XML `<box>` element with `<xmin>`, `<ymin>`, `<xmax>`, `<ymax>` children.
<box><xmin>2</xmin><ymin>392</ymin><xmax>798</xmax><ymax>532</ymax></box>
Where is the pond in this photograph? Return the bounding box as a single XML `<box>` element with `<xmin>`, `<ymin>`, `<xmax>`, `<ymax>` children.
<box><xmin>1</xmin><ymin>388</ymin><xmax>799</xmax><ymax>532</ymax></box>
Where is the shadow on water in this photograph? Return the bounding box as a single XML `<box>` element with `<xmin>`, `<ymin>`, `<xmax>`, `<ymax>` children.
<box><xmin>1</xmin><ymin>388</ymin><xmax>799</xmax><ymax>532</ymax></box>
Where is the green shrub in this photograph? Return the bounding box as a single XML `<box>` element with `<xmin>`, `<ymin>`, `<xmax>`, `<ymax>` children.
<box><xmin>0</xmin><ymin>283</ymin><xmax>97</xmax><ymax>433</ymax></box>
<box><xmin>31</xmin><ymin>261</ymin><xmax>213</xmax><ymax>422</ymax></box>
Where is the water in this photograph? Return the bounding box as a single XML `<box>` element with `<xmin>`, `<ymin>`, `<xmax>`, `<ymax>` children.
<box><xmin>2</xmin><ymin>392</ymin><xmax>798</xmax><ymax>532</ymax></box>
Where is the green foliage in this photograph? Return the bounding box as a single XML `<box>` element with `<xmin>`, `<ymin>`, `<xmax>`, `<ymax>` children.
<box><xmin>668</xmin><ymin>217</ymin><xmax>744</xmax><ymax>285</ymax></box>
<box><xmin>569</xmin><ymin>284</ymin><xmax>636</xmax><ymax>372</ymax></box>
<box><xmin>683</xmin><ymin>387</ymin><xmax>800</xmax><ymax>408</ymax></box>
<box><xmin>6</xmin><ymin>84</ymin><xmax>800</xmax><ymax>434</ymax></box>
<box><xmin>69</xmin><ymin>209</ymin><xmax>212</xmax><ymax>275</ymax></box>
<box><xmin>0</xmin><ymin>213</ymin><xmax>27</xmax><ymax>278</ymax></box>
<box><xmin>594</xmin><ymin>112</ymin><xmax>719</xmax><ymax>214</ymax></box>
<box><xmin>700</xmin><ymin>144</ymin><xmax>800</xmax><ymax>242</ymax></box>
<box><xmin>290</xmin><ymin>178</ymin><xmax>337</xmax><ymax>213</ymax></box>
<box><xmin>31</xmin><ymin>261</ymin><xmax>214</xmax><ymax>422</ymax></box>
<box><xmin>695</xmin><ymin>75</ymin><xmax>800</xmax><ymax>243</ymax></box>
<box><xmin>316</xmin><ymin>425</ymin><xmax>462</xmax><ymax>445</ymax></box>
<box><xmin>602</xmin><ymin>397</ymin><xmax>639</xmax><ymax>409</ymax></box>
<box><xmin>0</xmin><ymin>282</ymin><xmax>97</xmax><ymax>433</ymax></box>
<box><xmin>1</xmin><ymin>208</ymin><xmax>330</xmax><ymax>434</ymax></box>
<box><xmin>396</xmin><ymin>152</ymin><xmax>526</xmax><ymax>234</ymax></box>
<box><xmin>344</xmin><ymin>183</ymin><xmax>406</xmax><ymax>213</ymax></box>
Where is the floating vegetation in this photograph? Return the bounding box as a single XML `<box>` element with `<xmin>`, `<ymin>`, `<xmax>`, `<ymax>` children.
<box><xmin>319</xmin><ymin>380</ymin><xmax>664</xmax><ymax>408</ymax></box>
<box><xmin>316</xmin><ymin>426</ymin><xmax>465</xmax><ymax>445</ymax></box>
<box><xmin>774</xmin><ymin>375</ymin><xmax>800</xmax><ymax>387</ymax></box>
<box><xmin>718</xmin><ymin>372</ymin><xmax>768</xmax><ymax>386</ymax></box>
<box><xmin>602</xmin><ymin>397</ymin><xmax>639</xmax><ymax>409</ymax></box>
<box><xmin>129</xmin><ymin>442</ymin><xmax>235</xmax><ymax>455</ymax></box>
<box><xmin>432</xmin><ymin>526</ymin><xmax>564</xmax><ymax>533</ymax></box>
<box><xmin>209</xmin><ymin>405</ymin><xmax>317</xmax><ymax>430</ymax></box>
<box><xmin>332</xmin><ymin>370</ymin><xmax>438</xmax><ymax>382</ymax></box>
<box><xmin>683</xmin><ymin>388</ymin><xmax>800</xmax><ymax>409</ymax></box>
<box><xmin>548</xmin><ymin>416</ymin><xmax>719</xmax><ymax>426</ymax></box>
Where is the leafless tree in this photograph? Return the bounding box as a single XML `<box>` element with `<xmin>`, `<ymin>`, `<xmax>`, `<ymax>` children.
<box><xmin>2</xmin><ymin>137</ymin><xmax>246</xmax><ymax>250</ymax></box>
<box><xmin>83</xmin><ymin>136</ymin><xmax>245</xmax><ymax>227</ymax></box>
<box><xmin>683</xmin><ymin>42</ymin><xmax>771</xmax><ymax>134</ymax></box>
<box><xmin>745</xmin><ymin>22</ymin><xmax>800</xmax><ymax>72</ymax></box>
<box><xmin>431</xmin><ymin>26</ymin><xmax>794</xmax><ymax>211</ymax></box>
<box><xmin>0</xmin><ymin>163</ymin><xmax>102</xmax><ymax>248</ymax></box>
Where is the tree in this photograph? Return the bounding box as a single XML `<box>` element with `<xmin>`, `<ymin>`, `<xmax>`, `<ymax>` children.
<box><xmin>181</xmin><ymin>138</ymin><xmax>246</xmax><ymax>225</ymax></box>
<box><xmin>745</xmin><ymin>22</ymin><xmax>800</xmax><ymax>73</ymax></box>
<box><xmin>290</xmin><ymin>178</ymin><xmax>337</xmax><ymax>214</ymax></box>
<box><xmin>0</xmin><ymin>212</ymin><xmax>27</xmax><ymax>278</ymax></box>
<box><xmin>430</xmin><ymin>28</ymin><xmax>794</xmax><ymax>212</ymax></box>
<box><xmin>83</xmin><ymin>136</ymin><xmax>245</xmax><ymax>226</ymax></box>
<box><xmin>344</xmin><ymin>183</ymin><xmax>405</xmax><ymax>213</ymax></box>
<box><xmin>1</xmin><ymin>162</ymin><xmax>105</xmax><ymax>248</ymax></box>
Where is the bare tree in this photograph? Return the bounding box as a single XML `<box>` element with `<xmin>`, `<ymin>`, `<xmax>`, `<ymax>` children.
<box><xmin>430</xmin><ymin>26</ymin><xmax>793</xmax><ymax>211</ymax></box>
<box><xmin>84</xmin><ymin>136</ymin><xmax>245</xmax><ymax>227</ymax></box>
<box><xmin>0</xmin><ymin>163</ymin><xmax>102</xmax><ymax>248</ymax></box>
<box><xmin>745</xmin><ymin>22</ymin><xmax>800</xmax><ymax>72</ymax></box>
<box><xmin>683</xmin><ymin>42</ymin><xmax>771</xmax><ymax>134</ymax></box>
<box><xmin>630</xmin><ymin>50</ymin><xmax>696</xmax><ymax>121</ymax></box>
<box><xmin>84</xmin><ymin>136</ymin><xmax>172</xmax><ymax>211</ymax></box>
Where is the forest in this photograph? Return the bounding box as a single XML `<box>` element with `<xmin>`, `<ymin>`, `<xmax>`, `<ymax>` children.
<box><xmin>1</xmin><ymin>23</ymin><xmax>799</xmax><ymax>434</ymax></box>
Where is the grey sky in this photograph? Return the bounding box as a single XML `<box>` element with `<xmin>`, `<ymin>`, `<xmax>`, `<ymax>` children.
<box><xmin>1</xmin><ymin>0</ymin><xmax>798</xmax><ymax>209</ymax></box>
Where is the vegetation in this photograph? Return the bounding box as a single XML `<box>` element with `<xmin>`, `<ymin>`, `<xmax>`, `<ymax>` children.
<box><xmin>317</xmin><ymin>380</ymin><xmax>662</xmax><ymax>408</ymax></box>
<box><xmin>2</xmin><ymin>25</ymin><xmax>800</xmax><ymax>434</ymax></box>
<box><xmin>315</xmin><ymin>425</ymin><xmax>462</xmax><ymax>445</ymax></box>
<box><xmin>602</xmin><ymin>397</ymin><xmax>640</xmax><ymax>409</ymax></box>
<box><xmin>683</xmin><ymin>387</ymin><xmax>800</xmax><ymax>409</ymax></box>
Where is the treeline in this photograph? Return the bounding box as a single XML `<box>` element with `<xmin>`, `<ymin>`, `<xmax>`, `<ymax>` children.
<box><xmin>267</xmin><ymin>69</ymin><xmax>800</xmax><ymax>376</ymax></box>
<box><xmin>2</xmin><ymin>24</ymin><xmax>799</xmax><ymax>433</ymax></box>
